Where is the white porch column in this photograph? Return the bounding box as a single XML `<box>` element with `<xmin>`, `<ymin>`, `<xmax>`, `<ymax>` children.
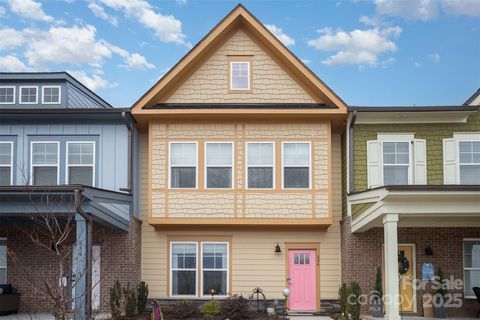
<box><xmin>383</xmin><ymin>213</ymin><xmax>400</xmax><ymax>320</ymax></box>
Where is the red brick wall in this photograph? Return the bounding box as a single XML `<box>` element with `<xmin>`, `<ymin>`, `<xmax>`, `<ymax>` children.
<box><xmin>341</xmin><ymin>216</ymin><xmax>480</xmax><ymax>317</ymax></box>
<box><xmin>1</xmin><ymin>216</ymin><xmax>142</xmax><ymax>314</ymax></box>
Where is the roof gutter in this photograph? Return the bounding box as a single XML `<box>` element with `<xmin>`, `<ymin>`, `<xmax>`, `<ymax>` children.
<box><xmin>348</xmin><ymin>111</ymin><xmax>358</xmax><ymax>194</ymax></box>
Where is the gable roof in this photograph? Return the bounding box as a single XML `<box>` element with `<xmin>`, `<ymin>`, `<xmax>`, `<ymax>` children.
<box><xmin>131</xmin><ymin>4</ymin><xmax>347</xmax><ymax>115</ymax></box>
<box><xmin>464</xmin><ymin>88</ymin><xmax>480</xmax><ymax>106</ymax></box>
<box><xmin>0</xmin><ymin>72</ymin><xmax>112</xmax><ymax>109</ymax></box>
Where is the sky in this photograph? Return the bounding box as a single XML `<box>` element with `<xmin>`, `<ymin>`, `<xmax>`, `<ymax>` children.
<box><xmin>0</xmin><ymin>0</ymin><xmax>479</xmax><ymax>107</ymax></box>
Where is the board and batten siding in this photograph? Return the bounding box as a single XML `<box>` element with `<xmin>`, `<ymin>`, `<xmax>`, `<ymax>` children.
<box><xmin>140</xmin><ymin>133</ymin><xmax>342</xmax><ymax>300</ymax></box>
<box><xmin>0</xmin><ymin>122</ymin><xmax>129</xmax><ymax>192</ymax></box>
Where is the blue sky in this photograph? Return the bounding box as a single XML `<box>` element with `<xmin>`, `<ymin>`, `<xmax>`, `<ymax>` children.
<box><xmin>0</xmin><ymin>0</ymin><xmax>479</xmax><ymax>107</ymax></box>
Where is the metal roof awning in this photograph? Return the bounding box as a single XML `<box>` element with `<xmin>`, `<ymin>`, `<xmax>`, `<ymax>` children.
<box><xmin>0</xmin><ymin>185</ymin><xmax>132</xmax><ymax>232</ymax></box>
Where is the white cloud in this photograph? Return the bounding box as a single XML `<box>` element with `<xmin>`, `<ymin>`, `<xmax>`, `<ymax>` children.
<box><xmin>428</xmin><ymin>53</ymin><xmax>440</xmax><ymax>63</ymax></box>
<box><xmin>122</xmin><ymin>53</ymin><xmax>155</xmax><ymax>70</ymax></box>
<box><xmin>0</xmin><ymin>55</ymin><xmax>28</xmax><ymax>72</ymax></box>
<box><xmin>265</xmin><ymin>24</ymin><xmax>295</xmax><ymax>47</ymax></box>
<box><xmin>67</xmin><ymin>70</ymin><xmax>116</xmax><ymax>91</ymax></box>
<box><xmin>307</xmin><ymin>26</ymin><xmax>401</xmax><ymax>67</ymax></box>
<box><xmin>0</xmin><ymin>6</ymin><xmax>6</xmax><ymax>16</ymax></box>
<box><xmin>176</xmin><ymin>0</ymin><xmax>187</xmax><ymax>5</ymax></box>
<box><xmin>88</xmin><ymin>1</ymin><xmax>118</xmax><ymax>26</ymax></box>
<box><xmin>0</xmin><ymin>28</ymin><xmax>26</xmax><ymax>50</ymax></box>
<box><xmin>373</xmin><ymin>0</ymin><xmax>440</xmax><ymax>21</ymax></box>
<box><xmin>97</xmin><ymin>0</ymin><xmax>189</xmax><ymax>46</ymax></box>
<box><xmin>301</xmin><ymin>59</ymin><xmax>311</xmax><ymax>65</ymax></box>
<box><xmin>6</xmin><ymin>0</ymin><xmax>54</xmax><ymax>22</ymax></box>
<box><xmin>414</xmin><ymin>61</ymin><xmax>422</xmax><ymax>68</ymax></box>
<box><xmin>442</xmin><ymin>0</ymin><xmax>480</xmax><ymax>16</ymax></box>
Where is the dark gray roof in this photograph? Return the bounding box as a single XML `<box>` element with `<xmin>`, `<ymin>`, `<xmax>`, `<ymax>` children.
<box><xmin>348</xmin><ymin>105</ymin><xmax>477</xmax><ymax>112</ymax></box>
<box><xmin>0</xmin><ymin>72</ymin><xmax>112</xmax><ymax>109</ymax></box>
<box><xmin>464</xmin><ymin>88</ymin><xmax>480</xmax><ymax>106</ymax></box>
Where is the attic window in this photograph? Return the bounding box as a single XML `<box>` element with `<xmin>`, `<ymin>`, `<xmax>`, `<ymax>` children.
<box><xmin>229</xmin><ymin>57</ymin><xmax>252</xmax><ymax>92</ymax></box>
<box><xmin>20</xmin><ymin>86</ymin><xmax>38</xmax><ymax>104</ymax></box>
<box><xmin>0</xmin><ymin>86</ymin><xmax>15</xmax><ymax>104</ymax></box>
<box><xmin>42</xmin><ymin>86</ymin><xmax>61</xmax><ymax>104</ymax></box>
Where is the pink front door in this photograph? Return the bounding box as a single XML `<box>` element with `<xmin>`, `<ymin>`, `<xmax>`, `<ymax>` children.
<box><xmin>288</xmin><ymin>249</ymin><xmax>317</xmax><ymax>311</ymax></box>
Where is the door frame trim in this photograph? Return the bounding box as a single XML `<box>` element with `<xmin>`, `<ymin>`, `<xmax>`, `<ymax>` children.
<box><xmin>285</xmin><ymin>242</ymin><xmax>321</xmax><ymax>311</ymax></box>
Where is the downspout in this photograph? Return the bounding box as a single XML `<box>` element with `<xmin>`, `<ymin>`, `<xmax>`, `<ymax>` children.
<box><xmin>121</xmin><ymin>112</ymin><xmax>133</xmax><ymax>193</ymax></box>
<box><xmin>74</xmin><ymin>189</ymin><xmax>93</xmax><ymax>320</ymax></box>
<box><xmin>348</xmin><ymin>111</ymin><xmax>358</xmax><ymax>194</ymax></box>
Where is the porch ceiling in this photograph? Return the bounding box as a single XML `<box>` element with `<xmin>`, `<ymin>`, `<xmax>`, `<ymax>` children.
<box><xmin>348</xmin><ymin>185</ymin><xmax>480</xmax><ymax>232</ymax></box>
<box><xmin>0</xmin><ymin>185</ymin><xmax>132</xmax><ymax>231</ymax></box>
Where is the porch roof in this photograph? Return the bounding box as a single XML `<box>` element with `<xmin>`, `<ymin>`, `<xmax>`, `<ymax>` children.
<box><xmin>0</xmin><ymin>185</ymin><xmax>132</xmax><ymax>231</ymax></box>
<box><xmin>348</xmin><ymin>185</ymin><xmax>480</xmax><ymax>233</ymax></box>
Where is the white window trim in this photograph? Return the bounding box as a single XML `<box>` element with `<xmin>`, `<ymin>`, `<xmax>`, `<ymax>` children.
<box><xmin>200</xmin><ymin>241</ymin><xmax>229</xmax><ymax>298</ymax></box>
<box><xmin>245</xmin><ymin>141</ymin><xmax>275</xmax><ymax>190</ymax></box>
<box><xmin>170</xmin><ymin>241</ymin><xmax>198</xmax><ymax>297</ymax></box>
<box><xmin>0</xmin><ymin>142</ymin><xmax>13</xmax><ymax>185</ymax></box>
<box><xmin>229</xmin><ymin>61</ymin><xmax>250</xmax><ymax>91</ymax></box>
<box><xmin>42</xmin><ymin>85</ymin><xmax>62</xmax><ymax>104</ymax></box>
<box><xmin>204</xmin><ymin>142</ymin><xmax>234</xmax><ymax>189</ymax></box>
<box><xmin>380</xmin><ymin>140</ymin><xmax>413</xmax><ymax>186</ymax></box>
<box><xmin>19</xmin><ymin>86</ymin><xmax>38</xmax><ymax>104</ymax></box>
<box><xmin>456</xmin><ymin>137</ymin><xmax>480</xmax><ymax>185</ymax></box>
<box><xmin>66</xmin><ymin>141</ymin><xmax>96</xmax><ymax>186</ymax></box>
<box><xmin>0</xmin><ymin>86</ymin><xmax>15</xmax><ymax>105</ymax></box>
<box><xmin>0</xmin><ymin>237</ymin><xmax>6</xmax><ymax>285</ymax></box>
<box><xmin>30</xmin><ymin>141</ymin><xmax>60</xmax><ymax>185</ymax></box>
<box><xmin>168</xmin><ymin>141</ymin><xmax>198</xmax><ymax>189</ymax></box>
<box><xmin>281</xmin><ymin>141</ymin><xmax>312</xmax><ymax>190</ymax></box>
<box><xmin>463</xmin><ymin>238</ymin><xmax>480</xmax><ymax>299</ymax></box>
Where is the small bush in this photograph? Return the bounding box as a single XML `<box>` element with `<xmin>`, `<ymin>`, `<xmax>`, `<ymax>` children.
<box><xmin>347</xmin><ymin>282</ymin><xmax>362</xmax><ymax>320</ymax></box>
<box><xmin>137</xmin><ymin>281</ymin><xmax>149</xmax><ymax>314</ymax></box>
<box><xmin>173</xmin><ymin>300</ymin><xmax>200</xmax><ymax>319</ymax></box>
<box><xmin>220</xmin><ymin>294</ymin><xmax>249</xmax><ymax>320</ymax></box>
<box><xmin>110</xmin><ymin>281</ymin><xmax>123</xmax><ymax>319</ymax></box>
<box><xmin>125</xmin><ymin>285</ymin><xmax>138</xmax><ymax>317</ymax></box>
<box><xmin>338</xmin><ymin>283</ymin><xmax>348</xmax><ymax>314</ymax></box>
<box><xmin>201</xmin><ymin>300</ymin><xmax>220</xmax><ymax>317</ymax></box>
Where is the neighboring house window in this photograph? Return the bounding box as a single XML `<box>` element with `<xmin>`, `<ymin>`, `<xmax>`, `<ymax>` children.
<box><xmin>19</xmin><ymin>86</ymin><xmax>38</xmax><ymax>104</ymax></box>
<box><xmin>42</xmin><ymin>86</ymin><xmax>61</xmax><ymax>104</ymax></box>
<box><xmin>202</xmin><ymin>242</ymin><xmax>228</xmax><ymax>296</ymax></box>
<box><xmin>170</xmin><ymin>142</ymin><xmax>197</xmax><ymax>188</ymax></box>
<box><xmin>0</xmin><ymin>238</ymin><xmax>6</xmax><ymax>285</ymax></box>
<box><xmin>459</xmin><ymin>141</ymin><xmax>480</xmax><ymax>185</ymax></box>
<box><xmin>246</xmin><ymin>142</ymin><xmax>274</xmax><ymax>189</ymax></box>
<box><xmin>464</xmin><ymin>240</ymin><xmax>480</xmax><ymax>298</ymax></box>
<box><xmin>0</xmin><ymin>86</ymin><xmax>15</xmax><ymax>104</ymax></box>
<box><xmin>230</xmin><ymin>60</ymin><xmax>250</xmax><ymax>91</ymax></box>
<box><xmin>205</xmin><ymin>142</ymin><xmax>233</xmax><ymax>189</ymax></box>
<box><xmin>67</xmin><ymin>142</ymin><xmax>95</xmax><ymax>186</ymax></box>
<box><xmin>0</xmin><ymin>142</ymin><xmax>13</xmax><ymax>185</ymax></box>
<box><xmin>282</xmin><ymin>142</ymin><xmax>310</xmax><ymax>189</ymax></box>
<box><xmin>31</xmin><ymin>142</ymin><xmax>59</xmax><ymax>185</ymax></box>
<box><xmin>171</xmin><ymin>242</ymin><xmax>197</xmax><ymax>296</ymax></box>
<box><xmin>382</xmin><ymin>141</ymin><xmax>411</xmax><ymax>185</ymax></box>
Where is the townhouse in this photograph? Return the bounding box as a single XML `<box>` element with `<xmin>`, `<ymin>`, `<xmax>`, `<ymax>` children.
<box><xmin>343</xmin><ymin>95</ymin><xmax>480</xmax><ymax>318</ymax></box>
<box><xmin>0</xmin><ymin>72</ymin><xmax>141</xmax><ymax>318</ymax></box>
<box><xmin>132</xmin><ymin>5</ymin><xmax>347</xmax><ymax>313</ymax></box>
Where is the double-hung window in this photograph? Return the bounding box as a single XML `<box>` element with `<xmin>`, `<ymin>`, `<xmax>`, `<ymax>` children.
<box><xmin>19</xmin><ymin>86</ymin><xmax>38</xmax><ymax>104</ymax></box>
<box><xmin>0</xmin><ymin>238</ymin><xmax>6</xmax><ymax>285</ymax></box>
<box><xmin>246</xmin><ymin>142</ymin><xmax>274</xmax><ymax>189</ymax></box>
<box><xmin>170</xmin><ymin>142</ymin><xmax>197</xmax><ymax>188</ymax></box>
<box><xmin>230</xmin><ymin>61</ymin><xmax>250</xmax><ymax>91</ymax></box>
<box><xmin>67</xmin><ymin>142</ymin><xmax>95</xmax><ymax>186</ymax></box>
<box><xmin>282</xmin><ymin>142</ymin><xmax>310</xmax><ymax>189</ymax></box>
<box><xmin>205</xmin><ymin>142</ymin><xmax>233</xmax><ymax>189</ymax></box>
<box><xmin>382</xmin><ymin>141</ymin><xmax>411</xmax><ymax>185</ymax></box>
<box><xmin>0</xmin><ymin>142</ymin><xmax>13</xmax><ymax>185</ymax></box>
<box><xmin>31</xmin><ymin>142</ymin><xmax>59</xmax><ymax>185</ymax></box>
<box><xmin>42</xmin><ymin>86</ymin><xmax>61</xmax><ymax>104</ymax></box>
<box><xmin>0</xmin><ymin>86</ymin><xmax>15</xmax><ymax>104</ymax></box>
<box><xmin>459</xmin><ymin>141</ymin><xmax>480</xmax><ymax>185</ymax></box>
<box><xmin>202</xmin><ymin>242</ymin><xmax>228</xmax><ymax>296</ymax></box>
<box><xmin>464</xmin><ymin>240</ymin><xmax>480</xmax><ymax>298</ymax></box>
<box><xmin>170</xmin><ymin>242</ymin><xmax>197</xmax><ymax>296</ymax></box>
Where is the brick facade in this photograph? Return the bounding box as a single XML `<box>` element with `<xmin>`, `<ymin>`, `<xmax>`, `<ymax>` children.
<box><xmin>1</xmin><ymin>216</ymin><xmax>141</xmax><ymax>314</ymax></box>
<box><xmin>341</xmin><ymin>216</ymin><xmax>480</xmax><ymax>317</ymax></box>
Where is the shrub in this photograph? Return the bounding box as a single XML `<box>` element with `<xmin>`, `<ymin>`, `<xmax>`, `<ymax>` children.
<box><xmin>201</xmin><ymin>300</ymin><xmax>220</xmax><ymax>317</ymax></box>
<box><xmin>109</xmin><ymin>281</ymin><xmax>123</xmax><ymax>319</ymax></box>
<box><xmin>372</xmin><ymin>266</ymin><xmax>383</xmax><ymax>300</ymax></box>
<box><xmin>173</xmin><ymin>300</ymin><xmax>200</xmax><ymax>319</ymax></box>
<box><xmin>137</xmin><ymin>281</ymin><xmax>149</xmax><ymax>314</ymax></box>
<box><xmin>338</xmin><ymin>283</ymin><xmax>348</xmax><ymax>314</ymax></box>
<box><xmin>125</xmin><ymin>285</ymin><xmax>138</xmax><ymax>317</ymax></box>
<box><xmin>220</xmin><ymin>294</ymin><xmax>249</xmax><ymax>320</ymax></box>
<box><xmin>348</xmin><ymin>282</ymin><xmax>362</xmax><ymax>320</ymax></box>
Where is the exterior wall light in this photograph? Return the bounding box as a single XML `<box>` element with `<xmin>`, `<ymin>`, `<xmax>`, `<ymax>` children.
<box><xmin>275</xmin><ymin>243</ymin><xmax>282</xmax><ymax>253</ymax></box>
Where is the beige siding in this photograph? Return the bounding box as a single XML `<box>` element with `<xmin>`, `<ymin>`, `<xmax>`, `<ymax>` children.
<box><xmin>163</xmin><ymin>29</ymin><xmax>319</xmax><ymax>104</ymax></box>
<box><xmin>140</xmin><ymin>133</ymin><xmax>342</xmax><ymax>300</ymax></box>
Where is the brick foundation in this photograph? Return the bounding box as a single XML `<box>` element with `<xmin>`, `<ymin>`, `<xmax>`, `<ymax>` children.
<box><xmin>341</xmin><ymin>216</ymin><xmax>480</xmax><ymax>317</ymax></box>
<box><xmin>1</xmin><ymin>216</ymin><xmax>141</xmax><ymax>314</ymax></box>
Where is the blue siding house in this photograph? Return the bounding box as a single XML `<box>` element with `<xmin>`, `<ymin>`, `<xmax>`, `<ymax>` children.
<box><xmin>0</xmin><ymin>72</ymin><xmax>141</xmax><ymax>318</ymax></box>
